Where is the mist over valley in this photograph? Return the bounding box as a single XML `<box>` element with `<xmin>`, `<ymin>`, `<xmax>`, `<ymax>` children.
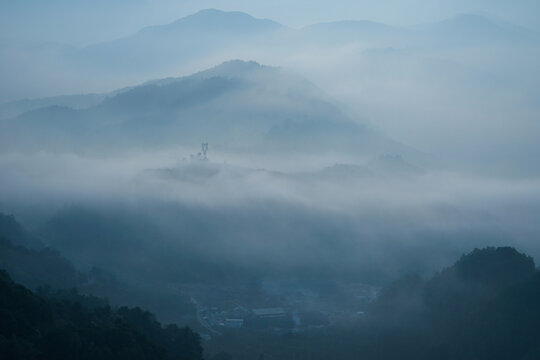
<box><xmin>1</xmin><ymin>3</ymin><xmax>540</xmax><ymax>359</ymax></box>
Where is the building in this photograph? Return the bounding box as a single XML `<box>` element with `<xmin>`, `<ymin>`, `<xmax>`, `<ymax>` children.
<box><xmin>247</xmin><ymin>308</ymin><xmax>293</xmax><ymax>329</ymax></box>
<box><xmin>252</xmin><ymin>307</ymin><xmax>287</xmax><ymax>319</ymax></box>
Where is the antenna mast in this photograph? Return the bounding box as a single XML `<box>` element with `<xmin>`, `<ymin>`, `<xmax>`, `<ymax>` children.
<box><xmin>201</xmin><ymin>143</ymin><xmax>209</xmax><ymax>159</ymax></box>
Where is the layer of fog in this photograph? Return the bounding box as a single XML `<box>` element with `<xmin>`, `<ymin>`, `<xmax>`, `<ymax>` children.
<box><xmin>2</xmin><ymin>10</ymin><xmax>539</xmax><ymax>176</ymax></box>
<box><xmin>1</xmin><ymin>149</ymin><xmax>540</xmax><ymax>284</ymax></box>
<box><xmin>1</xmin><ymin>9</ymin><xmax>539</xmax><ymax>288</ymax></box>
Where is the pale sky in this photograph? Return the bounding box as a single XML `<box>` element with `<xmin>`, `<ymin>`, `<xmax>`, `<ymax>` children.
<box><xmin>0</xmin><ymin>0</ymin><xmax>539</xmax><ymax>46</ymax></box>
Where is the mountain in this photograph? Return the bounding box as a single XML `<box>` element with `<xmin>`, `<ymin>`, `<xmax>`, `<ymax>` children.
<box><xmin>0</xmin><ymin>213</ymin><xmax>43</xmax><ymax>249</ymax></box>
<box><xmin>0</xmin><ymin>212</ymin><xmax>197</xmax><ymax>327</ymax></box>
<box><xmin>362</xmin><ymin>247</ymin><xmax>540</xmax><ymax>359</ymax></box>
<box><xmin>0</xmin><ymin>237</ymin><xmax>82</xmax><ymax>290</ymax></box>
<box><xmin>0</xmin><ymin>60</ymin><xmax>408</xmax><ymax>157</ymax></box>
<box><xmin>0</xmin><ymin>9</ymin><xmax>288</xmax><ymax>102</ymax></box>
<box><xmin>1</xmin><ymin>10</ymin><xmax>537</xmax><ymax>103</ymax></box>
<box><xmin>0</xmin><ymin>269</ymin><xmax>203</xmax><ymax>360</ymax></box>
<box><xmin>72</xmin><ymin>9</ymin><xmax>286</xmax><ymax>74</ymax></box>
<box><xmin>0</xmin><ymin>212</ymin><xmax>81</xmax><ymax>290</ymax></box>
<box><xmin>300</xmin><ymin>13</ymin><xmax>539</xmax><ymax>48</ymax></box>
<box><xmin>139</xmin><ymin>8</ymin><xmax>282</xmax><ymax>35</ymax></box>
<box><xmin>240</xmin><ymin>247</ymin><xmax>539</xmax><ymax>360</ymax></box>
<box><xmin>0</xmin><ymin>93</ymin><xmax>106</xmax><ymax>120</ymax></box>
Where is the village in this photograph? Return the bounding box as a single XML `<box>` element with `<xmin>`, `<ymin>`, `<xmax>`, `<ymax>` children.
<box><xmin>179</xmin><ymin>280</ymin><xmax>379</xmax><ymax>339</ymax></box>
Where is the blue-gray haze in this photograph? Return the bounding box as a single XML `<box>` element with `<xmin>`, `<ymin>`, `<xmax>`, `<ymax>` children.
<box><xmin>0</xmin><ymin>1</ymin><xmax>539</xmax><ymax>298</ymax></box>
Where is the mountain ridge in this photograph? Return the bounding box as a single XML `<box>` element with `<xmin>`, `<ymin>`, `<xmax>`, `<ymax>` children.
<box><xmin>0</xmin><ymin>60</ymin><xmax>412</xmax><ymax>158</ymax></box>
<box><xmin>139</xmin><ymin>8</ymin><xmax>284</xmax><ymax>35</ymax></box>
<box><xmin>2</xmin><ymin>9</ymin><xmax>538</xmax><ymax>103</ymax></box>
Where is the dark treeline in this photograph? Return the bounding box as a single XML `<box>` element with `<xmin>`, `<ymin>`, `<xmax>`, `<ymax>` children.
<box><xmin>0</xmin><ymin>214</ymin><xmax>203</xmax><ymax>359</ymax></box>
<box><xmin>3</xmin><ymin>211</ymin><xmax>540</xmax><ymax>359</ymax></box>
<box><xmin>0</xmin><ymin>213</ymin><xmax>197</xmax><ymax>329</ymax></box>
<box><xmin>0</xmin><ymin>269</ymin><xmax>202</xmax><ymax>360</ymax></box>
<box><xmin>362</xmin><ymin>247</ymin><xmax>540</xmax><ymax>359</ymax></box>
<box><xmin>207</xmin><ymin>247</ymin><xmax>540</xmax><ymax>359</ymax></box>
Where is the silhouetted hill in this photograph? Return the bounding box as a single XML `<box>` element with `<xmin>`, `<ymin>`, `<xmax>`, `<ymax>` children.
<box><xmin>74</xmin><ymin>11</ymin><xmax>538</xmax><ymax>73</ymax></box>
<box><xmin>0</xmin><ymin>270</ymin><xmax>202</xmax><ymax>360</ymax></box>
<box><xmin>0</xmin><ymin>213</ymin><xmax>43</xmax><ymax>249</ymax></box>
<box><xmin>364</xmin><ymin>246</ymin><xmax>540</xmax><ymax>359</ymax></box>
<box><xmin>0</xmin><ymin>93</ymin><xmax>105</xmax><ymax>120</ymax></box>
<box><xmin>140</xmin><ymin>9</ymin><xmax>282</xmax><ymax>35</ymax></box>
<box><xmin>74</xmin><ymin>10</ymin><xmax>285</xmax><ymax>73</ymax></box>
<box><xmin>0</xmin><ymin>60</ymin><xmax>408</xmax><ymax>157</ymax></box>
<box><xmin>428</xmin><ymin>246</ymin><xmax>535</xmax><ymax>298</ymax></box>
<box><xmin>0</xmin><ymin>213</ymin><xmax>196</xmax><ymax>327</ymax></box>
<box><xmin>0</xmin><ymin>237</ymin><xmax>83</xmax><ymax>291</ymax></box>
<box><xmin>373</xmin><ymin>246</ymin><xmax>536</xmax><ymax>315</ymax></box>
<box><xmin>182</xmin><ymin>246</ymin><xmax>540</xmax><ymax>359</ymax></box>
<box><xmin>0</xmin><ymin>213</ymin><xmax>83</xmax><ymax>290</ymax></box>
<box><xmin>2</xmin><ymin>10</ymin><xmax>538</xmax><ymax>104</ymax></box>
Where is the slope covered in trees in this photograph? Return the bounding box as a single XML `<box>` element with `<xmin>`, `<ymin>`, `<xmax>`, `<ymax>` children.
<box><xmin>207</xmin><ymin>247</ymin><xmax>540</xmax><ymax>360</ymax></box>
<box><xmin>3</xmin><ymin>209</ymin><xmax>540</xmax><ymax>359</ymax></box>
<box><xmin>0</xmin><ymin>270</ymin><xmax>203</xmax><ymax>360</ymax></box>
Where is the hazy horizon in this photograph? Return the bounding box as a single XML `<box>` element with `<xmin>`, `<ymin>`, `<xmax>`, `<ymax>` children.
<box><xmin>1</xmin><ymin>1</ymin><xmax>539</xmax><ymax>47</ymax></box>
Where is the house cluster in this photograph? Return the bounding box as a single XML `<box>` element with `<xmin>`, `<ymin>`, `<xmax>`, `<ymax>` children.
<box><xmin>200</xmin><ymin>305</ymin><xmax>291</xmax><ymax>330</ymax></box>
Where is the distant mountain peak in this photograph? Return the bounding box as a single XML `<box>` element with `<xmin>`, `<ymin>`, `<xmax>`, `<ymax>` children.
<box><xmin>183</xmin><ymin>59</ymin><xmax>286</xmax><ymax>83</ymax></box>
<box><xmin>178</xmin><ymin>8</ymin><xmax>260</xmax><ymax>23</ymax></box>
<box><xmin>140</xmin><ymin>8</ymin><xmax>283</xmax><ymax>35</ymax></box>
<box><xmin>190</xmin><ymin>8</ymin><xmax>257</xmax><ymax>19</ymax></box>
<box><xmin>204</xmin><ymin>60</ymin><xmax>267</xmax><ymax>74</ymax></box>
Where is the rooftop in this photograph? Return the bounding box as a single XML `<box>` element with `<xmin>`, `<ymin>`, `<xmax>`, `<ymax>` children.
<box><xmin>252</xmin><ymin>307</ymin><xmax>286</xmax><ymax>316</ymax></box>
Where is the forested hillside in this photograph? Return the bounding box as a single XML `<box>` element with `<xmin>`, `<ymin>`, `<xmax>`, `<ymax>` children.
<box><xmin>0</xmin><ymin>270</ymin><xmax>202</xmax><ymax>360</ymax></box>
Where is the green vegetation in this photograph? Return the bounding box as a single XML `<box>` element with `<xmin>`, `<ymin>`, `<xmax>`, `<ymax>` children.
<box><xmin>207</xmin><ymin>247</ymin><xmax>540</xmax><ymax>359</ymax></box>
<box><xmin>3</xmin><ymin>210</ymin><xmax>540</xmax><ymax>359</ymax></box>
<box><xmin>0</xmin><ymin>270</ymin><xmax>203</xmax><ymax>360</ymax></box>
<box><xmin>0</xmin><ymin>236</ymin><xmax>83</xmax><ymax>290</ymax></box>
<box><xmin>0</xmin><ymin>213</ymin><xmax>196</xmax><ymax>328</ymax></box>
